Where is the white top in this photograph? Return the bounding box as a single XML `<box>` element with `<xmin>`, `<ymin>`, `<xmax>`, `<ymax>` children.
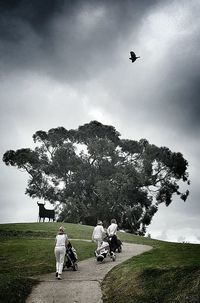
<box><xmin>55</xmin><ymin>234</ymin><xmax>67</xmax><ymax>247</ymax></box>
<box><xmin>92</xmin><ymin>225</ymin><xmax>105</xmax><ymax>240</ymax></box>
<box><xmin>107</xmin><ymin>223</ymin><xmax>118</xmax><ymax>236</ymax></box>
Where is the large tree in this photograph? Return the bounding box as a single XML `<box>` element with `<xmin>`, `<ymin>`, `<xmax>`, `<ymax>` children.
<box><xmin>3</xmin><ymin>121</ymin><xmax>190</xmax><ymax>234</ymax></box>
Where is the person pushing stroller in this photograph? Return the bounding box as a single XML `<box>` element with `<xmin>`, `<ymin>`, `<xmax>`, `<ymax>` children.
<box><xmin>92</xmin><ymin>220</ymin><xmax>105</xmax><ymax>249</ymax></box>
<box><xmin>107</xmin><ymin>219</ymin><xmax>122</xmax><ymax>253</ymax></box>
<box><xmin>92</xmin><ymin>220</ymin><xmax>116</xmax><ymax>262</ymax></box>
<box><xmin>107</xmin><ymin>218</ymin><xmax>118</xmax><ymax>237</ymax></box>
<box><xmin>54</xmin><ymin>226</ymin><xmax>68</xmax><ymax>280</ymax></box>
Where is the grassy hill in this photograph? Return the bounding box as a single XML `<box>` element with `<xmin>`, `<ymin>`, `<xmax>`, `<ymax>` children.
<box><xmin>0</xmin><ymin>223</ymin><xmax>200</xmax><ymax>303</ymax></box>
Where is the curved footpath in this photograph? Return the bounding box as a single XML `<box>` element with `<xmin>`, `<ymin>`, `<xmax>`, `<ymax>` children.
<box><xmin>26</xmin><ymin>242</ymin><xmax>152</xmax><ymax>303</ymax></box>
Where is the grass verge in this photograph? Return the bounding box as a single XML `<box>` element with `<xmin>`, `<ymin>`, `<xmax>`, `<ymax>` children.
<box><xmin>0</xmin><ymin>223</ymin><xmax>95</xmax><ymax>303</ymax></box>
<box><xmin>102</xmin><ymin>240</ymin><xmax>200</xmax><ymax>303</ymax></box>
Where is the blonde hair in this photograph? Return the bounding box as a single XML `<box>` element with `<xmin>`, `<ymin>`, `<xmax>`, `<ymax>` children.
<box><xmin>58</xmin><ymin>226</ymin><xmax>65</xmax><ymax>234</ymax></box>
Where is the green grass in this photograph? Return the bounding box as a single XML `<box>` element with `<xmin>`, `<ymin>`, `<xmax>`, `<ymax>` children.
<box><xmin>0</xmin><ymin>222</ymin><xmax>93</xmax><ymax>239</ymax></box>
<box><xmin>102</xmin><ymin>240</ymin><xmax>200</xmax><ymax>303</ymax></box>
<box><xmin>0</xmin><ymin>223</ymin><xmax>200</xmax><ymax>303</ymax></box>
<box><xmin>0</xmin><ymin>223</ymin><xmax>95</xmax><ymax>303</ymax></box>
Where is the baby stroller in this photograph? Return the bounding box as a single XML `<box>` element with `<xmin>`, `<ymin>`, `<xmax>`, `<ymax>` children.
<box><xmin>65</xmin><ymin>241</ymin><xmax>78</xmax><ymax>271</ymax></box>
<box><xmin>110</xmin><ymin>235</ymin><xmax>122</xmax><ymax>253</ymax></box>
<box><xmin>95</xmin><ymin>234</ymin><xmax>116</xmax><ymax>262</ymax></box>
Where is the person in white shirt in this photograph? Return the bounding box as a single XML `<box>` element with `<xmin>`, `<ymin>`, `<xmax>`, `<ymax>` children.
<box><xmin>107</xmin><ymin>218</ymin><xmax>118</xmax><ymax>236</ymax></box>
<box><xmin>54</xmin><ymin>226</ymin><xmax>68</xmax><ymax>280</ymax></box>
<box><xmin>107</xmin><ymin>218</ymin><xmax>119</xmax><ymax>253</ymax></box>
<box><xmin>92</xmin><ymin>220</ymin><xmax>105</xmax><ymax>249</ymax></box>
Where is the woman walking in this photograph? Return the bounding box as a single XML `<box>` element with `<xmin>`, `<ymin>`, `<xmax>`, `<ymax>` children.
<box><xmin>54</xmin><ymin>226</ymin><xmax>68</xmax><ymax>280</ymax></box>
<box><xmin>92</xmin><ymin>220</ymin><xmax>105</xmax><ymax>250</ymax></box>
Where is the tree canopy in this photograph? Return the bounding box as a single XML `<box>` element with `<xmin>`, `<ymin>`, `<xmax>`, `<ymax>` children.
<box><xmin>3</xmin><ymin>121</ymin><xmax>190</xmax><ymax>234</ymax></box>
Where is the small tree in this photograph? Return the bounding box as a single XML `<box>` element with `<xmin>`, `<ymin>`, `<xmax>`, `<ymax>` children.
<box><xmin>3</xmin><ymin>121</ymin><xmax>190</xmax><ymax>234</ymax></box>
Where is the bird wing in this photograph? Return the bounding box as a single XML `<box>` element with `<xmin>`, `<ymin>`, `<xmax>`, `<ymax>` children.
<box><xmin>130</xmin><ymin>51</ymin><xmax>136</xmax><ymax>58</ymax></box>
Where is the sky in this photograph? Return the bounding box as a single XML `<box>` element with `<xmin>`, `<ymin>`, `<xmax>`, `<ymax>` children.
<box><xmin>0</xmin><ymin>0</ymin><xmax>200</xmax><ymax>243</ymax></box>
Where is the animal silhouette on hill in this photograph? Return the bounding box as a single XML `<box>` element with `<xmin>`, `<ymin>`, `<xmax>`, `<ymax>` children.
<box><xmin>129</xmin><ymin>51</ymin><xmax>140</xmax><ymax>63</ymax></box>
<box><xmin>37</xmin><ymin>202</ymin><xmax>55</xmax><ymax>222</ymax></box>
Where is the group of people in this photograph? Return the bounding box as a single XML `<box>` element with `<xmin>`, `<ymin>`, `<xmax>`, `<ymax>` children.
<box><xmin>92</xmin><ymin>218</ymin><xmax>118</xmax><ymax>250</ymax></box>
<box><xmin>54</xmin><ymin>218</ymin><xmax>118</xmax><ymax>280</ymax></box>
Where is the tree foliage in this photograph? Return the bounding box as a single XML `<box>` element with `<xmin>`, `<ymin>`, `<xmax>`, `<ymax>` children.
<box><xmin>3</xmin><ymin>121</ymin><xmax>190</xmax><ymax>234</ymax></box>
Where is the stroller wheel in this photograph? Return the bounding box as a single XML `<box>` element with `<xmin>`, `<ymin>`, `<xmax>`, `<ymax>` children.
<box><xmin>118</xmin><ymin>246</ymin><xmax>122</xmax><ymax>253</ymax></box>
<box><xmin>110</xmin><ymin>251</ymin><xmax>116</xmax><ymax>261</ymax></box>
<box><xmin>111</xmin><ymin>253</ymin><xmax>116</xmax><ymax>261</ymax></box>
<box><xmin>97</xmin><ymin>255</ymin><xmax>104</xmax><ymax>262</ymax></box>
<box><xmin>73</xmin><ymin>263</ymin><xmax>78</xmax><ymax>271</ymax></box>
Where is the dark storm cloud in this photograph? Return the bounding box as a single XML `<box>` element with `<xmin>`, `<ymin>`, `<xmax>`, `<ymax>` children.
<box><xmin>93</xmin><ymin>0</ymin><xmax>200</xmax><ymax>137</ymax></box>
<box><xmin>0</xmin><ymin>0</ymin><xmax>157</xmax><ymax>81</ymax></box>
<box><xmin>0</xmin><ymin>0</ymin><xmax>65</xmax><ymax>36</ymax></box>
<box><xmin>167</xmin><ymin>77</ymin><xmax>200</xmax><ymax>133</ymax></box>
<box><xmin>0</xmin><ymin>0</ymin><xmax>157</xmax><ymax>38</ymax></box>
<box><xmin>1</xmin><ymin>0</ymin><xmax>199</xmax><ymax>142</ymax></box>
<box><xmin>154</xmin><ymin>25</ymin><xmax>200</xmax><ymax>134</ymax></box>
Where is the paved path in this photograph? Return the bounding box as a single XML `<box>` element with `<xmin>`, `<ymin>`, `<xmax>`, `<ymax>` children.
<box><xmin>26</xmin><ymin>242</ymin><xmax>152</xmax><ymax>303</ymax></box>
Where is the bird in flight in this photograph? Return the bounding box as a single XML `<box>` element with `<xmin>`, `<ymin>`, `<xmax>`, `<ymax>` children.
<box><xmin>129</xmin><ymin>51</ymin><xmax>140</xmax><ymax>63</ymax></box>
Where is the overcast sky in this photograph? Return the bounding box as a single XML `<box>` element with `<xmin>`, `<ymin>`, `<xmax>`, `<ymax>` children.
<box><xmin>0</xmin><ymin>0</ymin><xmax>200</xmax><ymax>243</ymax></box>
